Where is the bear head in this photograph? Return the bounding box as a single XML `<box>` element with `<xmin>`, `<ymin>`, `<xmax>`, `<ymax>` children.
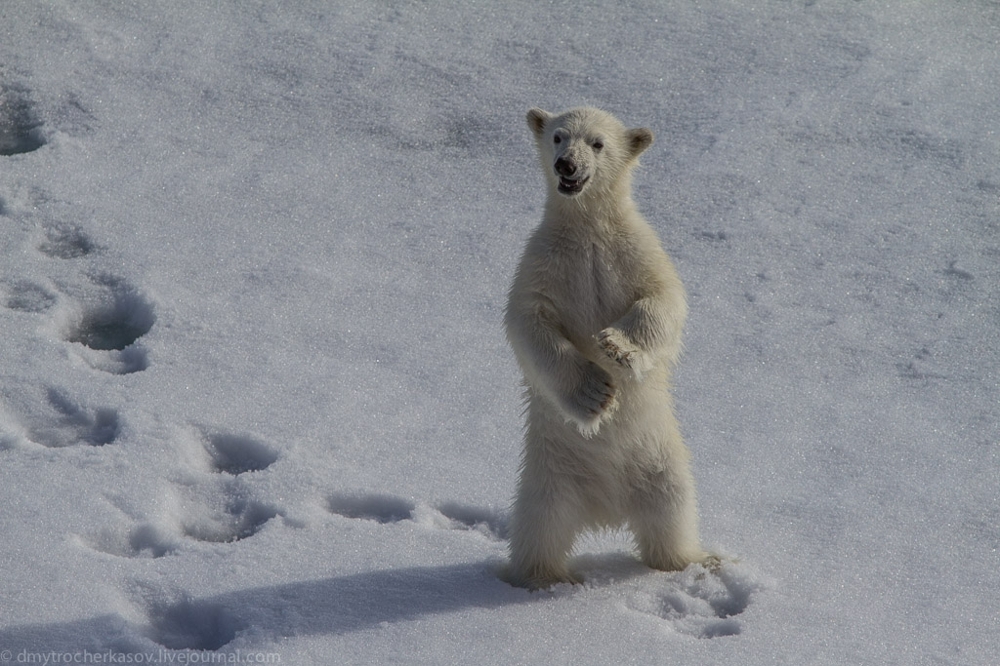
<box><xmin>526</xmin><ymin>107</ymin><xmax>653</xmax><ymax>199</ymax></box>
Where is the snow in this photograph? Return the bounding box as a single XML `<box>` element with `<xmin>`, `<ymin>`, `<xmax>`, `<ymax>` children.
<box><xmin>0</xmin><ymin>1</ymin><xmax>997</xmax><ymax>664</ymax></box>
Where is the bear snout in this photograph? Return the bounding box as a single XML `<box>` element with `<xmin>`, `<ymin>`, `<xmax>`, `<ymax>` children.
<box><xmin>554</xmin><ymin>156</ymin><xmax>590</xmax><ymax>195</ymax></box>
<box><xmin>555</xmin><ymin>157</ymin><xmax>577</xmax><ymax>178</ymax></box>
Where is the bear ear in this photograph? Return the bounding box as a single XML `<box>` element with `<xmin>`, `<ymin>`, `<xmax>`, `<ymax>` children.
<box><xmin>526</xmin><ymin>108</ymin><xmax>552</xmax><ymax>136</ymax></box>
<box><xmin>627</xmin><ymin>127</ymin><xmax>654</xmax><ymax>158</ymax></box>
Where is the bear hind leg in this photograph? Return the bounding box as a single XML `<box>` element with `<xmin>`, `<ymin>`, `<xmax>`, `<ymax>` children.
<box><xmin>629</xmin><ymin>484</ymin><xmax>706</xmax><ymax>572</ymax></box>
<box><xmin>505</xmin><ymin>485</ymin><xmax>585</xmax><ymax>590</ymax></box>
<box><xmin>633</xmin><ymin>521</ymin><xmax>705</xmax><ymax>572</ymax></box>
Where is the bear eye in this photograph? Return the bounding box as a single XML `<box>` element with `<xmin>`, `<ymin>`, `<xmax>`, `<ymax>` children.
<box><xmin>592</xmin><ymin>140</ymin><xmax>604</xmax><ymax>151</ymax></box>
<box><xmin>553</xmin><ymin>135</ymin><xmax>562</xmax><ymax>144</ymax></box>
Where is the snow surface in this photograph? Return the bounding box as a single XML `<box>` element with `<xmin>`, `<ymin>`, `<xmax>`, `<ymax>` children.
<box><xmin>1</xmin><ymin>1</ymin><xmax>998</xmax><ymax>664</ymax></box>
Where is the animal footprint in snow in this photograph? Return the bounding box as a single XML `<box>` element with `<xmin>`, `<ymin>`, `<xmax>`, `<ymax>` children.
<box><xmin>201</xmin><ymin>431</ymin><xmax>279</xmax><ymax>475</ymax></box>
<box><xmin>2</xmin><ymin>280</ymin><xmax>56</xmax><ymax>313</ymax></box>
<box><xmin>0</xmin><ymin>83</ymin><xmax>45</xmax><ymax>156</ymax></box>
<box><xmin>172</xmin><ymin>441</ymin><xmax>280</xmax><ymax>544</ymax></box>
<box><xmin>327</xmin><ymin>491</ymin><xmax>416</xmax><ymax>524</ymax></box>
<box><xmin>21</xmin><ymin>387</ymin><xmax>120</xmax><ymax>448</ymax></box>
<box><xmin>625</xmin><ymin>561</ymin><xmax>763</xmax><ymax>639</ymax></box>
<box><xmin>435</xmin><ymin>501</ymin><xmax>508</xmax><ymax>540</ymax></box>
<box><xmin>63</xmin><ymin>276</ymin><xmax>153</xmax><ymax>350</ymax></box>
<box><xmin>178</xmin><ymin>481</ymin><xmax>279</xmax><ymax>544</ymax></box>
<box><xmin>326</xmin><ymin>491</ymin><xmax>508</xmax><ymax>539</ymax></box>
<box><xmin>176</xmin><ymin>426</ymin><xmax>280</xmax><ymax>478</ymax></box>
<box><xmin>96</xmin><ymin>429</ymin><xmax>284</xmax><ymax>548</ymax></box>
<box><xmin>136</xmin><ymin>589</ymin><xmax>242</xmax><ymax>651</ymax></box>
<box><xmin>38</xmin><ymin>222</ymin><xmax>97</xmax><ymax>259</ymax></box>
<box><xmin>82</xmin><ymin>434</ymin><xmax>280</xmax><ymax>556</ymax></box>
<box><xmin>181</xmin><ymin>496</ymin><xmax>278</xmax><ymax>544</ymax></box>
<box><xmin>85</xmin><ymin>496</ymin><xmax>278</xmax><ymax>552</ymax></box>
<box><xmin>57</xmin><ymin>275</ymin><xmax>154</xmax><ymax>374</ymax></box>
<box><xmin>81</xmin><ymin>521</ymin><xmax>180</xmax><ymax>559</ymax></box>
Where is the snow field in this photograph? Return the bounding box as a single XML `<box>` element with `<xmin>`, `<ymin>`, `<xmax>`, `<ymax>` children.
<box><xmin>0</xmin><ymin>1</ymin><xmax>998</xmax><ymax>664</ymax></box>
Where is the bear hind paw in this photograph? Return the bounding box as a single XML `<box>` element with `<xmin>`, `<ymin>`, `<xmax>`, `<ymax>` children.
<box><xmin>501</xmin><ymin>562</ymin><xmax>583</xmax><ymax>591</ymax></box>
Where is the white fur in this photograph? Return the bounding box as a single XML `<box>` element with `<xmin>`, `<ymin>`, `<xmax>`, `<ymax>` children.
<box><xmin>504</xmin><ymin>107</ymin><xmax>706</xmax><ymax>589</ymax></box>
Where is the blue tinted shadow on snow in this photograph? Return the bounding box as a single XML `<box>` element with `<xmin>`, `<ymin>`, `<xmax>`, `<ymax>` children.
<box><xmin>225</xmin><ymin>562</ymin><xmax>528</xmax><ymax>640</ymax></box>
<box><xmin>203</xmin><ymin>431</ymin><xmax>279</xmax><ymax>475</ymax></box>
<box><xmin>327</xmin><ymin>491</ymin><xmax>416</xmax><ymax>523</ymax></box>
<box><xmin>0</xmin><ymin>562</ymin><xmax>529</xmax><ymax>652</ymax></box>
<box><xmin>0</xmin><ymin>84</ymin><xmax>45</xmax><ymax>156</ymax></box>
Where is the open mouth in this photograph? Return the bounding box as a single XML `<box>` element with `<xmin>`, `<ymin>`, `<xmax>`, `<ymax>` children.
<box><xmin>557</xmin><ymin>175</ymin><xmax>589</xmax><ymax>195</ymax></box>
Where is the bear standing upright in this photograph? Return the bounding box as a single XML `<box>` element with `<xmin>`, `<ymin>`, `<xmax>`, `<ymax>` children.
<box><xmin>504</xmin><ymin>107</ymin><xmax>708</xmax><ymax>589</ymax></box>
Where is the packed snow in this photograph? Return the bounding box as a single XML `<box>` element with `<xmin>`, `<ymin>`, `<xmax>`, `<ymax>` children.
<box><xmin>1</xmin><ymin>1</ymin><xmax>997</xmax><ymax>664</ymax></box>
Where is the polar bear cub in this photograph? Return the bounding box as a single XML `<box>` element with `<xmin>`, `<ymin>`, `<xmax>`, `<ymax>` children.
<box><xmin>504</xmin><ymin>107</ymin><xmax>707</xmax><ymax>589</ymax></box>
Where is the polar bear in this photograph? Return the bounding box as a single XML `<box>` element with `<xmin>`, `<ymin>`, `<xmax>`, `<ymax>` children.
<box><xmin>504</xmin><ymin>107</ymin><xmax>707</xmax><ymax>589</ymax></box>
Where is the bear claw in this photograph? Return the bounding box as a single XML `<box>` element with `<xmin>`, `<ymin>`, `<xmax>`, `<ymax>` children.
<box><xmin>597</xmin><ymin>329</ymin><xmax>636</xmax><ymax>367</ymax></box>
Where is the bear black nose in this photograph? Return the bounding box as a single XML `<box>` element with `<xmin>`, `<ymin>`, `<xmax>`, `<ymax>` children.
<box><xmin>554</xmin><ymin>157</ymin><xmax>576</xmax><ymax>177</ymax></box>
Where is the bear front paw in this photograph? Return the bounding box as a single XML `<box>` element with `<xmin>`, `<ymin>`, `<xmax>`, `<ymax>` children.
<box><xmin>598</xmin><ymin>328</ymin><xmax>638</xmax><ymax>367</ymax></box>
<box><xmin>564</xmin><ymin>365</ymin><xmax>616</xmax><ymax>436</ymax></box>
